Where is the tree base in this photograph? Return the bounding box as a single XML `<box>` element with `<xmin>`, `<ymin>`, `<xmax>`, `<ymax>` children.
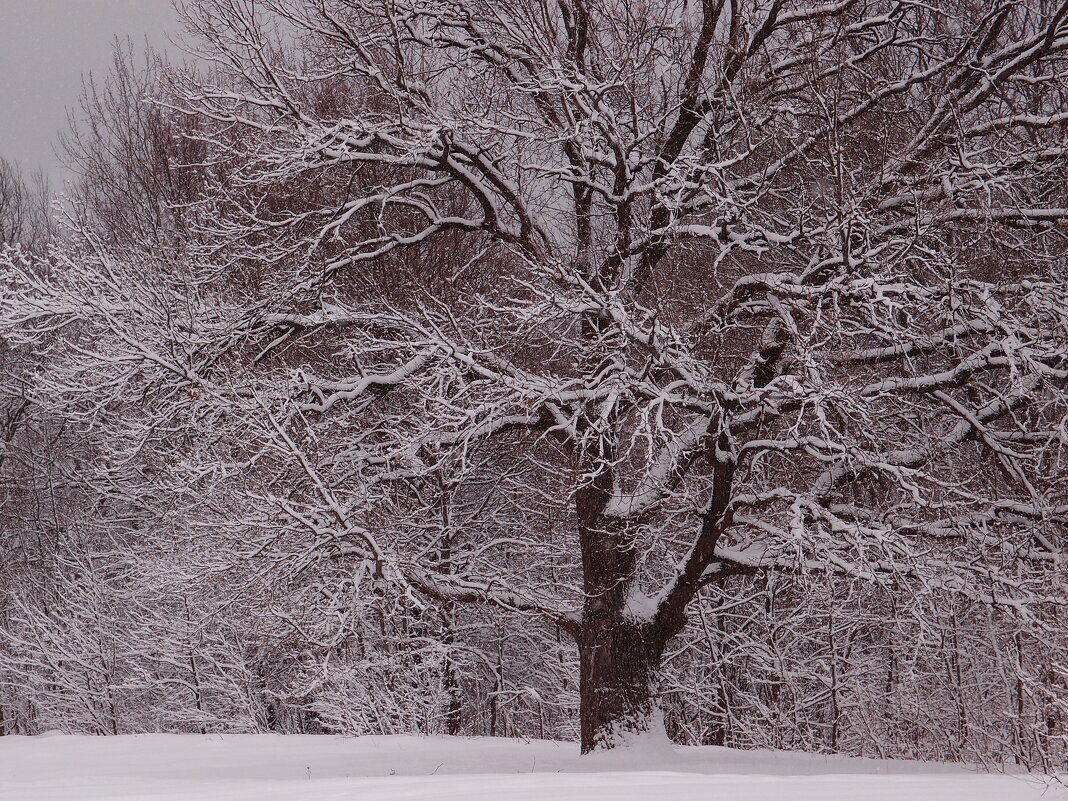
<box><xmin>583</xmin><ymin>708</ymin><xmax>674</xmax><ymax>754</ymax></box>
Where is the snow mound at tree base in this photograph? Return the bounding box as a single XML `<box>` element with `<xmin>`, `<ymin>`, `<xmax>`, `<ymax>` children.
<box><xmin>0</xmin><ymin>733</ymin><xmax>1052</xmax><ymax>801</ymax></box>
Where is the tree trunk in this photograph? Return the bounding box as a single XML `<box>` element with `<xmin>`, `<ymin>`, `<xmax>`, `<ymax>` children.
<box><xmin>578</xmin><ymin>614</ymin><xmax>669</xmax><ymax>753</ymax></box>
<box><xmin>442</xmin><ymin>637</ymin><xmax>463</xmax><ymax>736</ymax></box>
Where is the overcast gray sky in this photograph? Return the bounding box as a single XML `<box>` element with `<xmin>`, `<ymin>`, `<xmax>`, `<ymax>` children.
<box><xmin>0</xmin><ymin>0</ymin><xmax>177</xmax><ymax>177</ymax></box>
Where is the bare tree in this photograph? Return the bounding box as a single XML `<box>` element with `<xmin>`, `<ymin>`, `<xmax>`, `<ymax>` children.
<box><xmin>59</xmin><ymin>39</ymin><xmax>211</xmax><ymax>255</ymax></box>
<box><xmin>0</xmin><ymin>158</ymin><xmax>51</xmax><ymax>253</ymax></box>
<box><xmin>4</xmin><ymin>0</ymin><xmax>1068</xmax><ymax>754</ymax></box>
<box><xmin>0</xmin><ymin>155</ymin><xmax>55</xmax><ymax>734</ymax></box>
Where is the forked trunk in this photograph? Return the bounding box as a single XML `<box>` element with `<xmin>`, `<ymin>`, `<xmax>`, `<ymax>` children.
<box><xmin>578</xmin><ymin>614</ymin><xmax>669</xmax><ymax>753</ymax></box>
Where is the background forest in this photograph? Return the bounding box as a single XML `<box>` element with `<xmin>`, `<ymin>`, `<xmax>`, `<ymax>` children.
<box><xmin>1</xmin><ymin>0</ymin><xmax>1067</xmax><ymax>768</ymax></box>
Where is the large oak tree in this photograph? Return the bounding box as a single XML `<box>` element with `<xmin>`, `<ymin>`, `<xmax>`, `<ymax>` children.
<box><xmin>5</xmin><ymin>0</ymin><xmax>1068</xmax><ymax>752</ymax></box>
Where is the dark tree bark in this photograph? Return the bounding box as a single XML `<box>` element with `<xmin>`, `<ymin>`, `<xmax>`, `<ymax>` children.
<box><xmin>578</xmin><ymin>616</ymin><xmax>667</xmax><ymax>751</ymax></box>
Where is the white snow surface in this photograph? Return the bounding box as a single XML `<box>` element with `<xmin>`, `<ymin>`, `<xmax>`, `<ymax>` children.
<box><xmin>0</xmin><ymin>732</ymin><xmax>1058</xmax><ymax>800</ymax></box>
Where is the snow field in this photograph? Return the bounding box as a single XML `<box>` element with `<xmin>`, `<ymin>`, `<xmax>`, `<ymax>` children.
<box><xmin>0</xmin><ymin>733</ymin><xmax>1057</xmax><ymax>800</ymax></box>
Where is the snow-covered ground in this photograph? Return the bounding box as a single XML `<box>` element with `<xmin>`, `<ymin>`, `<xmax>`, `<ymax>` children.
<box><xmin>0</xmin><ymin>732</ymin><xmax>1057</xmax><ymax>800</ymax></box>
